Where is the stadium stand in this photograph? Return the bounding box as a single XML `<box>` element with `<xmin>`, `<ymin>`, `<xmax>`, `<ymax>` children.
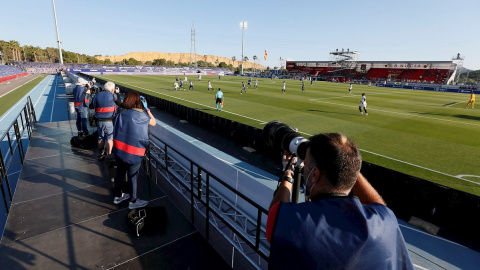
<box><xmin>0</xmin><ymin>64</ymin><xmax>28</xmax><ymax>82</ymax></box>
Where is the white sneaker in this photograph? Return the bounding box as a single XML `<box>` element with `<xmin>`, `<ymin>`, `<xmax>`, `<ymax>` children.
<box><xmin>129</xmin><ymin>199</ymin><xmax>148</xmax><ymax>209</ymax></box>
<box><xmin>366</xmin><ymin>113</ymin><xmax>368</xmax><ymax>116</ymax></box>
<box><xmin>360</xmin><ymin>112</ymin><xmax>363</xmax><ymax>115</ymax></box>
<box><xmin>113</xmin><ymin>193</ymin><xmax>130</xmax><ymax>204</ymax></box>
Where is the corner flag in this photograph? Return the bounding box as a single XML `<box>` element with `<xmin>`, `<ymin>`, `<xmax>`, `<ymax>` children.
<box><xmin>264</xmin><ymin>50</ymin><xmax>267</xmax><ymax>60</ymax></box>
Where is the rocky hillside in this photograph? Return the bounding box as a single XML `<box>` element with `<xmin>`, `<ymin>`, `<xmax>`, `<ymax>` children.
<box><xmin>96</xmin><ymin>52</ymin><xmax>265</xmax><ymax>69</ymax></box>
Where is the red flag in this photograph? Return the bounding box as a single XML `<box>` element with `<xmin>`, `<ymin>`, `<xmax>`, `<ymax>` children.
<box><xmin>264</xmin><ymin>50</ymin><xmax>267</xmax><ymax>60</ymax></box>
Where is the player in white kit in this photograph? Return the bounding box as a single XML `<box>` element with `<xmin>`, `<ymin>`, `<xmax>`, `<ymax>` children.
<box><xmin>359</xmin><ymin>93</ymin><xmax>368</xmax><ymax>116</ymax></box>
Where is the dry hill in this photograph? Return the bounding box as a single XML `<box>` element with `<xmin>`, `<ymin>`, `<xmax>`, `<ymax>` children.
<box><xmin>96</xmin><ymin>52</ymin><xmax>265</xmax><ymax>69</ymax></box>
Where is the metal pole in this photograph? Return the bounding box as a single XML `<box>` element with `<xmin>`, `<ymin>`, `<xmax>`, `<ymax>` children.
<box><xmin>52</xmin><ymin>0</ymin><xmax>64</xmax><ymax>64</ymax></box>
<box><xmin>240</xmin><ymin>21</ymin><xmax>247</xmax><ymax>75</ymax></box>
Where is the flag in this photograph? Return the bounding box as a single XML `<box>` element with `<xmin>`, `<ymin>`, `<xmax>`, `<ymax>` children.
<box><xmin>264</xmin><ymin>50</ymin><xmax>267</xmax><ymax>60</ymax></box>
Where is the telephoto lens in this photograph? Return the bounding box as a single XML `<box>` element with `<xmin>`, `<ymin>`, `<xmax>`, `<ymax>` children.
<box><xmin>262</xmin><ymin>121</ymin><xmax>309</xmax><ymax>160</ymax></box>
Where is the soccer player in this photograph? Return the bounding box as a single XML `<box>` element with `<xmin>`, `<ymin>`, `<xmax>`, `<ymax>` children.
<box><xmin>189</xmin><ymin>81</ymin><xmax>194</xmax><ymax>91</ymax></box>
<box><xmin>173</xmin><ymin>81</ymin><xmax>179</xmax><ymax>91</ymax></box>
<box><xmin>241</xmin><ymin>82</ymin><xmax>247</xmax><ymax>94</ymax></box>
<box><xmin>302</xmin><ymin>80</ymin><xmax>305</xmax><ymax>92</ymax></box>
<box><xmin>465</xmin><ymin>91</ymin><xmax>475</xmax><ymax>109</ymax></box>
<box><xmin>282</xmin><ymin>81</ymin><xmax>286</xmax><ymax>94</ymax></box>
<box><xmin>255</xmin><ymin>79</ymin><xmax>258</xmax><ymax>88</ymax></box>
<box><xmin>179</xmin><ymin>79</ymin><xmax>184</xmax><ymax>90</ymax></box>
<box><xmin>248</xmin><ymin>77</ymin><xmax>252</xmax><ymax>87</ymax></box>
<box><xmin>207</xmin><ymin>80</ymin><xmax>213</xmax><ymax>91</ymax></box>
<box><xmin>359</xmin><ymin>93</ymin><xmax>368</xmax><ymax>116</ymax></box>
<box><xmin>349</xmin><ymin>83</ymin><xmax>353</xmax><ymax>94</ymax></box>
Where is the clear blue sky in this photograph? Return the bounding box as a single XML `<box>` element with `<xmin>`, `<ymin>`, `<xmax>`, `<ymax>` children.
<box><xmin>2</xmin><ymin>0</ymin><xmax>480</xmax><ymax>70</ymax></box>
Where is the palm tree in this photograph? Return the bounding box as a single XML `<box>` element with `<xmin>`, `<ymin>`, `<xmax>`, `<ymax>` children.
<box><xmin>253</xmin><ymin>55</ymin><xmax>258</xmax><ymax>74</ymax></box>
<box><xmin>231</xmin><ymin>56</ymin><xmax>236</xmax><ymax>71</ymax></box>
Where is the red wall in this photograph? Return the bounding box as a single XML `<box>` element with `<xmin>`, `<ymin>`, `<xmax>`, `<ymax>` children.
<box><xmin>0</xmin><ymin>72</ymin><xmax>29</xmax><ymax>83</ymax></box>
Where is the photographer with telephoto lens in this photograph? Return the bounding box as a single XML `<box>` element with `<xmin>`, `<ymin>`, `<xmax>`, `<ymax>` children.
<box><xmin>264</xmin><ymin>125</ymin><xmax>413</xmax><ymax>269</ymax></box>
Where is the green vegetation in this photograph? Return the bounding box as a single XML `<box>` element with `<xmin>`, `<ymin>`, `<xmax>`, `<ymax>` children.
<box><xmin>96</xmin><ymin>74</ymin><xmax>480</xmax><ymax>196</ymax></box>
<box><xmin>0</xmin><ymin>75</ymin><xmax>46</xmax><ymax>116</ymax></box>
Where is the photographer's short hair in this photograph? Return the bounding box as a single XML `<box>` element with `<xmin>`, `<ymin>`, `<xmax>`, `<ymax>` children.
<box><xmin>104</xmin><ymin>81</ymin><xmax>115</xmax><ymax>92</ymax></box>
<box><xmin>307</xmin><ymin>133</ymin><xmax>362</xmax><ymax>190</ymax></box>
<box><xmin>123</xmin><ymin>91</ymin><xmax>143</xmax><ymax>110</ymax></box>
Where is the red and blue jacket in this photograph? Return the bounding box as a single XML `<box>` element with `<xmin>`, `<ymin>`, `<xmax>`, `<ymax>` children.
<box><xmin>266</xmin><ymin>196</ymin><xmax>414</xmax><ymax>270</ymax></box>
<box><xmin>113</xmin><ymin>109</ymin><xmax>150</xmax><ymax>164</ymax></box>
<box><xmin>92</xmin><ymin>91</ymin><xmax>117</xmax><ymax>120</ymax></box>
<box><xmin>72</xmin><ymin>85</ymin><xmax>90</xmax><ymax>109</ymax></box>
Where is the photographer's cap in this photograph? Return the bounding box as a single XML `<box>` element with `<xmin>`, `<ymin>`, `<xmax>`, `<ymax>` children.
<box><xmin>76</xmin><ymin>78</ymin><xmax>87</xmax><ymax>85</ymax></box>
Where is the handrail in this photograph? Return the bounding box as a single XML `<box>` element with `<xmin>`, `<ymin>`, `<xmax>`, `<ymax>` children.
<box><xmin>0</xmin><ymin>96</ymin><xmax>37</xmax><ymax>214</ymax></box>
<box><xmin>146</xmin><ymin>132</ymin><xmax>270</xmax><ymax>266</ymax></box>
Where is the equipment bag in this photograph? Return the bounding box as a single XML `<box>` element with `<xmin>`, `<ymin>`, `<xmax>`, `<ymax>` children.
<box><xmin>127</xmin><ymin>206</ymin><xmax>167</xmax><ymax>237</ymax></box>
<box><xmin>70</xmin><ymin>131</ymin><xmax>98</xmax><ymax>149</ymax></box>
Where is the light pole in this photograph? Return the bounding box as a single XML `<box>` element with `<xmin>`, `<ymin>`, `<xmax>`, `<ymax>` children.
<box><xmin>52</xmin><ymin>0</ymin><xmax>64</xmax><ymax>64</ymax></box>
<box><xmin>239</xmin><ymin>21</ymin><xmax>247</xmax><ymax>75</ymax></box>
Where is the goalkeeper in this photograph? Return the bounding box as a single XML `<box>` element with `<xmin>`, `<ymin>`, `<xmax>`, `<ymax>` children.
<box><xmin>215</xmin><ymin>88</ymin><xmax>224</xmax><ymax>111</ymax></box>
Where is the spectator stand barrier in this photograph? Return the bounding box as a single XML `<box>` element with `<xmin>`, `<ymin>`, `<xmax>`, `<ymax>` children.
<box><xmin>0</xmin><ymin>96</ymin><xmax>37</xmax><ymax>214</ymax></box>
<box><xmin>81</xmin><ymin>73</ymin><xmax>480</xmax><ymax>253</ymax></box>
<box><xmin>146</xmin><ymin>128</ymin><xmax>270</xmax><ymax>269</ymax></box>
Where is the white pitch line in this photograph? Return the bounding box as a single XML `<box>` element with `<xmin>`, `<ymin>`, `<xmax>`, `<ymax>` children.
<box><xmin>445</xmin><ymin>101</ymin><xmax>467</xmax><ymax>107</ymax></box>
<box><xmin>97</xmin><ymin>76</ymin><xmax>479</xmax><ymax>185</ymax></box>
<box><xmin>296</xmin><ymin>130</ymin><xmax>480</xmax><ymax>186</ymax></box>
<box><xmin>314</xmin><ymin>99</ymin><xmax>480</xmax><ymax>127</ymax></box>
<box><xmin>97</xmin><ymin>76</ymin><xmax>267</xmax><ymax>124</ymax></box>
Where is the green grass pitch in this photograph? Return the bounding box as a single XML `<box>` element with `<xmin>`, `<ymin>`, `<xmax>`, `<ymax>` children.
<box><xmin>92</xmin><ymin>74</ymin><xmax>480</xmax><ymax>196</ymax></box>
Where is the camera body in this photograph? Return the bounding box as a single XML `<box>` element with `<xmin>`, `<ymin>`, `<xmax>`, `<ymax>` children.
<box><xmin>262</xmin><ymin>120</ymin><xmax>309</xmax><ymax>160</ymax></box>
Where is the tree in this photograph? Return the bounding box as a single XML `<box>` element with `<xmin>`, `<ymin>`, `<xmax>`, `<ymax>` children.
<box><xmin>104</xmin><ymin>58</ymin><xmax>112</xmax><ymax>65</ymax></box>
<box><xmin>144</xmin><ymin>60</ymin><xmax>152</xmax><ymax>65</ymax></box>
<box><xmin>231</xmin><ymin>56</ymin><xmax>236</xmax><ymax>70</ymax></box>
<box><xmin>218</xmin><ymin>61</ymin><xmax>228</xmax><ymax>68</ymax></box>
<box><xmin>152</xmin><ymin>58</ymin><xmax>167</xmax><ymax>66</ymax></box>
<box><xmin>126</xmin><ymin>57</ymin><xmax>141</xmax><ymax>65</ymax></box>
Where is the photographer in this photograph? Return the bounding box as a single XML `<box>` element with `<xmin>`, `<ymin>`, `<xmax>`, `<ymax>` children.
<box><xmin>92</xmin><ymin>81</ymin><xmax>122</xmax><ymax>160</ymax></box>
<box><xmin>72</xmin><ymin>78</ymin><xmax>91</xmax><ymax>136</ymax></box>
<box><xmin>112</xmin><ymin>91</ymin><xmax>156</xmax><ymax>209</ymax></box>
<box><xmin>266</xmin><ymin>133</ymin><xmax>413</xmax><ymax>269</ymax></box>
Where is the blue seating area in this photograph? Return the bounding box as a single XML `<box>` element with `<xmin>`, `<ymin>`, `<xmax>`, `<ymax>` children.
<box><xmin>0</xmin><ymin>64</ymin><xmax>25</xmax><ymax>78</ymax></box>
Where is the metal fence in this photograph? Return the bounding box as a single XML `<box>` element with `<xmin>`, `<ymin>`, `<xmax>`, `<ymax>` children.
<box><xmin>0</xmin><ymin>96</ymin><xmax>36</xmax><ymax>214</ymax></box>
<box><xmin>146</xmin><ymin>131</ymin><xmax>270</xmax><ymax>269</ymax></box>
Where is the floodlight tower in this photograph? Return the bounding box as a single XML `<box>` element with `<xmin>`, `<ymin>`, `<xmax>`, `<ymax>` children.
<box><xmin>328</xmin><ymin>48</ymin><xmax>359</xmax><ymax>79</ymax></box>
<box><xmin>451</xmin><ymin>53</ymin><xmax>465</xmax><ymax>85</ymax></box>
<box><xmin>52</xmin><ymin>0</ymin><xmax>64</xmax><ymax>64</ymax></box>
<box><xmin>189</xmin><ymin>23</ymin><xmax>197</xmax><ymax>68</ymax></box>
<box><xmin>239</xmin><ymin>21</ymin><xmax>247</xmax><ymax>75</ymax></box>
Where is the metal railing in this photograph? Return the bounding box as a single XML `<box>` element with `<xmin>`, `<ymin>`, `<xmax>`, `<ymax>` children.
<box><xmin>146</xmin><ymin>132</ymin><xmax>270</xmax><ymax>268</ymax></box>
<box><xmin>0</xmin><ymin>96</ymin><xmax>37</xmax><ymax>214</ymax></box>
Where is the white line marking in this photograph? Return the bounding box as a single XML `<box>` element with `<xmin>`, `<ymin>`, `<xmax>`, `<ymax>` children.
<box><xmin>97</xmin><ymin>76</ymin><xmax>480</xmax><ymax>185</ymax></box>
<box><xmin>34</xmin><ymin>76</ymin><xmax>54</xmax><ymax>107</ymax></box>
<box><xmin>50</xmin><ymin>76</ymin><xmax>58</xmax><ymax>122</ymax></box>
<box><xmin>0</xmin><ymin>76</ymin><xmax>49</xmax><ymax>122</ymax></box>
<box><xmin>0</xmin><ymin>75</ymin><xmax>37</xmax><ymax>98</ymax></box>
<box><xmin>296</xmin><ymin>130</ymin><xmax>480</xmax><ymax>186</ymax></box>
<box><xmin>97</xmin><ymin>76</ymin><xmax>267</xmax><ymax>124</ymax></box>
<box><xmin>445</xmin><ymin>101</ymin><xmax>466</xmax><ymax>107</ymax></box>
<box><xmin>314</xmin><ymin>99</ymin><xmax>480</xmax><ymax>127</ymax></box>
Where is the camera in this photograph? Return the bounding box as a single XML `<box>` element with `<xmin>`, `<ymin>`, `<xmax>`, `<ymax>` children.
<box><xmin>262</xmin><ymin>120</ymin><xmax>309</xmax><ymax>160</ymax></box>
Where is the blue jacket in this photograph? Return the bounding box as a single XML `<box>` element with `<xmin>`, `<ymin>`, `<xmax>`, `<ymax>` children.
<box><xmin>73</xmin><ymin>85</ymin><xmax>90</xmax><ymax>109</ymax></box>
<box><xmin>93</xmin><ymin>90</ymin><xmax>118</xmax><ymax>120</ymax></box>
<box><xmin>113</xmin><ymin>109</ymin><xmax>150</xmax><ymax>164</ymax></box>
<box><xmin>268</xmin><ymin>196</ymin><xmax>414</xmax><ymax>270</ymax></box>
